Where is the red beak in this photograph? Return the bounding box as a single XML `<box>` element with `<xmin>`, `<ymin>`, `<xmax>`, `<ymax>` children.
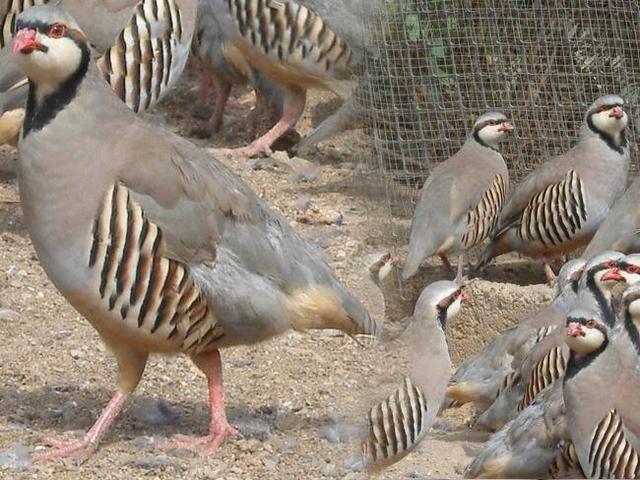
<box><xmin>389</xmin><ymin>256</ymin><xmax>400</xmax><ymax>266</ymax></box>
<box><xmin>566</xmin><ymin>322</ymin><xmax>584</xmax><ymax>338</ymax></box>
<box><xmin>460</xmin><ymin>291</ymin><xmax>471</xmax><ymax>303</ymax></box>
<box><xmin>12</xmin><ymin>28</ymin><xmax>42</xmax><ymax>55</ymax></box>
<box><xmin>601</xmin><ymin>267</ymin><xmax>624</xmax><ymax>282</ymax></box>
<box><xmin>498</xmin><ymin>122</ymin><xmax>514</xmax><ymax>133</ymax></box>
<box><xmin>609</xmin><ymin>106</ymin><xmax>625</xmax><ymax>119</ymax></box>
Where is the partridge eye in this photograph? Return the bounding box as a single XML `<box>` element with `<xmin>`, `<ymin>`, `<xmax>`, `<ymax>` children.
<box><xmin>488</xmin><ymin>120</ymin><xmax>497</xmax><ymax>125</ymax></box>
<box><xmin>627</xmin><ymin>265</ymin><xmax>640</xmax><ymax>274</ymax></box>
<box><xmin>586</xmin><ymin>320</ymin><xmax>596</xmax><ymax>328</ymax></box>
<box><xmin>606</xmin><ymin>260</ymin><xmax>617</xmax><ymax>268</ymax></box>
<box><xmin>599</xmin><ymin>104</ymin><xmax>609</xmax><ymax>112</ymax></box>
<box><xmin>48</xmin><ymin>23</ymin><xmax>66</xmax><ymax>38</ymax></box>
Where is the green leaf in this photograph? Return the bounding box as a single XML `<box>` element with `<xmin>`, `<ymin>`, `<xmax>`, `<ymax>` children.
<box><xmin>405</xmin><ymin>14</ymin><xmax>422</xmax><ymax>41</ymax></box>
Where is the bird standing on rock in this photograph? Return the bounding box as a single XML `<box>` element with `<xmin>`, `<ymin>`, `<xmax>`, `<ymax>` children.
<box><xmin>403</xmin><ymin>112</ymin><xmax>512</xmax><ymax>280</ymax></box>
<box><xmin>476</xmin><ymin>95</ymin><xmax>630</xmax><ymax>282</ymax></box>
<box><xmin>12</xmin><ymin>5</ymin><xmax>378</xmax><ymax>461</ymax></box>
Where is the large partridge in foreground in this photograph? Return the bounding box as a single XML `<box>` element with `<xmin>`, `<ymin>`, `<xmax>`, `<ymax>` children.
<box><xmin>477</xmin><ymin>95</ymin><xmax>630</xmax><ymax>280</ymax></box>
<box><xmin>12</xmin><ymin>5</ymin><xmax>378</xmax><ymax>461</ymax></box>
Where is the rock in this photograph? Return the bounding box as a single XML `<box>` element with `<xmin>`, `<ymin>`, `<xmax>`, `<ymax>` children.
<box><xmin>321</xmin><ymin>462</ymin><xmax>337</xmax><ymax>477</ymax></box>
<box><xmin>271</xmin><ymin>151</ymin><xmax>321</xmax><ymax>182</ymax></box>
<box><xmin>0</xmin><ymin>309</ymin><xmax>20</xmax><ymax>322</ymax></box>
<box><xmin>0</xmin><ymin>444</ymin><xmax>31</xmax><ymax>470</ymax></box>
<box><xmin>343</xmin><ymin>456</ymin><xmax>365</xmax><ymax>472</ymax></box>
<box><xmin>295</xmin><ymin>196</ymin><xmax>313</xmax><ymax>212</ymax></box>
<box><xmin>48</xmin><ymin>401</ymin><xmax>77</xmax><ymax>422</ymax></box>
<box><xmin>129</xmin><ymin>457</ymin><xmax>183</xmax><ymax>471</ymax></box>
<box><xmin>278</xmin><ymin>436</ymin><xmax>298</xmax><ymax>453</ymax></box>
<box><xmin>229</xmin><ymin>413</ymin><xmax>272</xmax><ymax>440</ymax></box>
<box><xmin>131</xmin><ymin>399</ymin><xmax>180</xmax><ymax>426</ymax></box>
<box><xmin>318</xmin><ymin>420</ymin><xmax>358</xmax><ymax>443</ymax></box>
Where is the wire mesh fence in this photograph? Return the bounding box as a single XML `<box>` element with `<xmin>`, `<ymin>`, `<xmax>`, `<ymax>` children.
<box><xmin>356</xmin><ymin>0</ymin><xmax>640</xmax><ymax>250</ymax></box>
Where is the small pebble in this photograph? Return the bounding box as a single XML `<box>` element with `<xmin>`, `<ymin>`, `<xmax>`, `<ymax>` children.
<box><xmin>321</xmin><ymin>462</ymin><xmax>337</xmax><ymax>477</ymax></box>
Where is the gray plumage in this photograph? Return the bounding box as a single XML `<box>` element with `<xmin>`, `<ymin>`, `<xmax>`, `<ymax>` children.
<box><xmin>362</xmin><ymin>280</ymin><xmax>468</xmax><ymax>470</ymax></box>
<box><xmin>465</xmin><ymin>381</ymin><xmax>568</xmax><ymax>479</ymax></box>
<box><xmin>477</xmin><ymin>95</ymin><xmax>630</xmax><ymax>270</ymax></box>
<box><xmin>563</xmin><ymin>288</ymin><xmax>640</xmax><ymax>478</ymax></box>
<box><xmin>403</xmin><ymin>112</ymin><xmax>511</xmax><ymax>279</ymax></box>
<box><xmin>14</xmin><ymin>5</ymin><xmax>378</xmax><ymax>458</ymax></box>
<box><xmin>582</xmin><ymin>175</ymin><xmax>640</xmax><ymax>259</ymax></box>
<box><xmin>446</xmin><ymin>259</ymin><xmax>584</xmax><ymax>414</ymax></box>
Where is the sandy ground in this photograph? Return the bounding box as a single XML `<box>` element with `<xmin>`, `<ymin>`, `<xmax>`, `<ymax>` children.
<box><xmin>0</xmin><ymin>68</ymin><xmax>554</xmax><ymax>479</ymax></box>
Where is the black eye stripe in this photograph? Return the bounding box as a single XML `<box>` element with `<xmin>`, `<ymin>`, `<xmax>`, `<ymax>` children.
<box><xmin>15</xmin><ymin>20</ymin><xmax>67</xmax><ymax>36</ymax></box>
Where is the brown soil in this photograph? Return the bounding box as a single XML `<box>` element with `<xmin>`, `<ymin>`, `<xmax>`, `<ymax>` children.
<box><xmin>0</xmin><ymin>68</ymin><xmax>552</xmax><ymax>479</ymax></box>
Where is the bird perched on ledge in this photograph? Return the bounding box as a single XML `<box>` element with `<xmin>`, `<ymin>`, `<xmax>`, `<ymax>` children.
<box><xmin>476</xmin><ymin>95</ymin><xmax>630</xmax><ymax>282</ymax></box>
<box><xmin>12</xmin><ymin>5</ymin><xmax>378</xmax><ymax>462</ymax></box>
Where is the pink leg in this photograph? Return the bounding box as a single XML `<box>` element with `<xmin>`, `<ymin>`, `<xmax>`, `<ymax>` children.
<box><xmin>192</xmin><ymin>68</ymin><xmax>215</xmax><ymax>120</ymax></box>
<box><xmin>215</xmin><ymin>87</ymin><xmax>306</xmax><ymax>158</ymax></box>
<box><xmin>439</xmin><ymin>253</ymin><xmax>454</xmax><ymax>274</ymax></box>
<box><xmin>208</xmin><ymin>77</ymin><xmax>231</xmax><ymax>134</ymax></box>
<box><xmin>541</xmin><ymin>255</ymin><xmax>557</xmax><ymax>283</ymax></box>
<box><xmin>160</xmin><ymin>350</ymin><xmax>238</xmax><ymax>455</ymax></box>
<box><xmin>33</xmin><ymin>392</ymin><xmax>127</xmax><ymax>463</ymax></box>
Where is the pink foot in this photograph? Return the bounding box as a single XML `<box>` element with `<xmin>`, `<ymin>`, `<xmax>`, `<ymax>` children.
<box><xmin>160</xmin><ymin>424</ymin><xmax>239</xmax><ymax>455</ymax></box>
<box><xmin>33</xmin><ymin>435</ymin><xmax>99</xmax><ymax>463</ymax></box>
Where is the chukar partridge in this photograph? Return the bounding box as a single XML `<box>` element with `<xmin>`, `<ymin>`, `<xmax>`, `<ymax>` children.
<box><xmin>205</xmin><ymin>0</ymin><xmax>381</xmax><ymax>157</ymax></box>
<box><xmin>477</xmin><ymin>251</ymin><xmax>631</xmax><ymax>431</ymax></box>
<box><xmin>465</xmin><ymin>380</ymin><xmax>568</xmax><ymax>479</ymax></box>
<box><xmin>0</xmin><ymin>0</ymin><xmax>197</xmax><ymax>145</ymax></box>
<box><xmin>582</xmin><ymin>176</ymin><xmax>640</xmax><ymax>259</ymax></box>
<box><xmin>446</xmin><ymin>259</ymin><xmax>585</xmax><ymax>413</ymax></box>
<box><xmin>477</xmin><ymin>95</ymin><xmax>630</xmax><ymax>281</ymax></box>
<box><xmin>12</xmin><ymin>5</ymin><xmax>378</xmax><ymax>461</ymax></box>
<box><xmin>362</xmin><ymin>280</ymin><xmax>470</xmax><ymax>470</ymax></box>
<box><xmin>402</xmin><ymin>112</ymin><xmax>512</xmax><ymax>279</ymax></box>
<box><xmin>190</xmin><ymin>0</ymin><xmax>283</xmax><ymax>135</ymax></box>
<box><xmin>562</xmin><ymin>296</ymin><xmax>640</xmax><ymax>479</ymax></box>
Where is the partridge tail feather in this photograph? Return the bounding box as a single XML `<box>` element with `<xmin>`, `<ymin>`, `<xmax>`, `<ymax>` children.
<box><xmin>286</xmin><ymin>286</ymin><xmax>378</xmax><ymax>339</ymax></box>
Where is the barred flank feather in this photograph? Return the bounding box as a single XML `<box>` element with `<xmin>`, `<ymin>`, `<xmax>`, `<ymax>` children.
<box><xmin>362</xmin><ymin>377</ymin><xmax>428</xmax><ymax>468</ymax></box>
<box><xmin>463</xmin><ymin>173</ymin><xmax>507</xmax><ymax>248</ymax></box>
<box><xmin>89</xmin><ymin>183</ymin><xmax>224</xmax><ymax>354</ymax></box>
<box><xmin>518</xmin><ymin>169</ymin><xmax>587</xmax><ymax>248</ymax></box>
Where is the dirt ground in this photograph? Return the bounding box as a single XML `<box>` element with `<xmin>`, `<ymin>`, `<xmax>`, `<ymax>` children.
<box><xmin>0</xmin><ymin>68</ymin><xmax>554</xmax><ymax>479</ymax></box>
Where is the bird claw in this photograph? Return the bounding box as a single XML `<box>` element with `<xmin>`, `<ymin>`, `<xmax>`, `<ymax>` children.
<box><xmin>33</xmin><ymin>434</ymin><xmax>98</xmax><ymax>463</ymax></box>
<box><xmin>159</xmin><ymin>424</ymin><xmax>238</xmax><ymax>456</ymax></box>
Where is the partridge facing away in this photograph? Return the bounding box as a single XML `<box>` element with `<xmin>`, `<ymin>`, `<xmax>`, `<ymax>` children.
<box><xmin>13</xmin><ymin>5</ymin><xmax>378</xmax><ymax>461</ymax></box>
<box><xmin>476</xmin><ymin>95</ymin><xmax>630</xmax><ymax>281</ymax></box>
<box><xmin>402</xmin><ymin>112</ymin><xmax>513</xmax><ymax>279</ymax></box>
<box><xmin>582</xmin><ymin>175</ymin><xmax>640</xmax><ymax>259</ymax></box>
<box><xmin>206</xmin><ymin>0</ymin><xmax>382</xmax><ymax>157</ymax></box>
<box><xmin>362</xmin><ymin>280</ymin><xmax>470</xmax><ymax>470</ymax></box>
<box><xmin>562</xmin><ymin>295</ymin><xmax>640</xmax><ymax>479</ymax></box>
<box><xmin>190</xmin><ymin>0</ymin><xmax>284</xmax><ymax>135</ymax></box>
<box><xmin>0</xmin><ymin>0</ymin><xmax>197</xmax><ymax>145</ymax></box>
<box><xmin>446</xmin><ymin>259</ymin><xmax>585</xmax><ymax>413</ymax></box>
